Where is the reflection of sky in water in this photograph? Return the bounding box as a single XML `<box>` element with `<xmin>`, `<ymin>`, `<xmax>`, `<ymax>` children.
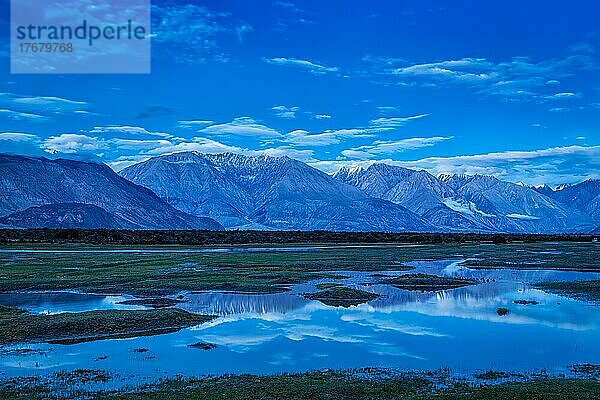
<box><xmin>0</xmin><ymin>259</ymin><xmax>599</xmax><ymax>385</ymax></box>
<box><xmin>0</xmin><ymin>292</ymin><xmax>142</xmax><ymax>315</ymax></box>
<box><xmin>406</xmin><ymin>259</ymin><xmax>600</xmax><ymax>283</ymax></box>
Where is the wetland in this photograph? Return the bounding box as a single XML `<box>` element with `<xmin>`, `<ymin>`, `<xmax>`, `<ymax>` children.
<box><xmin>0</xmin><ymin>240</ymin><xmax>599</xmax><ymax>398</ymax></box>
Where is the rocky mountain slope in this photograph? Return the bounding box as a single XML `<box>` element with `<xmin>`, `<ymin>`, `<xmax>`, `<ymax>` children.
<box><xmin>120</xmin><ymin>152</ymin><xmax>432</xmax><ymax>232</ymax></box>
<box><xmin>333</xmin><ymin>163</ymin><xmax>593</xmax><ymax>233</ymax></box>
<box><xmin>536</xmin><ymin>180</ymin><xmax>600</xmax><ymax>224</ymax></box>
<box><xmin>0</xmin><ymin>154</ymin><xmax>223</xmax><ymax>230</ymax></box>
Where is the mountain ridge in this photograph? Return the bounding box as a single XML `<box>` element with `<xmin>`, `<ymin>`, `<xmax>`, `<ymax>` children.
<box><xmin>120</xmin><ymin>152</ymin><xmax>433</xmax><ymax>232</ymax></box>
<box><xmin>334</xmin><ymin>163</ymin><xmax>594</xmax><ymax>233</ymax></box>
<box><xmin>0</xmin><ymin>154</ymin><xmax>223</xmax><ymax>230</ymax></box>
<box><xmin>0</xmin><ymin>152</ymin><xmax>596</xmax><ymax>233</ymax></box>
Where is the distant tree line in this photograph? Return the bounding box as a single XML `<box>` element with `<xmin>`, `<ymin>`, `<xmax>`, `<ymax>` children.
<box><xmin>0</xmin><ymin>229</ymin><xmax>596</xmax><ymax>245</ymax></box>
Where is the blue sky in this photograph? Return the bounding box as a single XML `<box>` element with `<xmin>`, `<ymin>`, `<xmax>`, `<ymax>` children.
<box><xmin>0</xmin><ymin>0</ymin><xmax>599</xmax><ymax>185</ymax></box>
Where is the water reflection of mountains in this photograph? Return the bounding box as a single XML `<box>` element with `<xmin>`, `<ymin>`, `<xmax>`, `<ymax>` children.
<box><xmin>367</xmin><ymin>283</ymin><xmax>507</xmax><ymax>309</ymax></box>
<box><xmin>178</xmin><ymin>283</ymin><xmax>507</xmax><ymax>316</ymax></box>
<box><xmin>179</xmin><ymin>292</ymin><xmax>310</xmax><ymax>316</ymax></box>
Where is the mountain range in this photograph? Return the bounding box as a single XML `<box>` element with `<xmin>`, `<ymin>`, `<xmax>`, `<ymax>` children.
<box><xmin>120</xmin><ymin>152</ymin><xmax>431</xmax><ymax>232</ymax></box>
<box><xmin>0</xmin><ymin>154</ymin><xmax>223</xmax><ymax>230</ymax></box>
<box><xmin>533</xmin><ymin>180</ymin><xmax>600</xmax><ymax>225</ymax></box>
<box><xmin>333</xmin><ymin>164</ymin><xmax>593</xmax><ymax>233</ymax></box>
<box><xmin>0</xmin><ymin>152</ymin><xmax>597</xmax><ymax>233</ymax></box>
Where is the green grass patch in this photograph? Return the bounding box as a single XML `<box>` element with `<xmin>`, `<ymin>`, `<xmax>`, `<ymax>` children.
<box><xmin>0</xmin><ymin>242</ymin><xmax>597</xmax><ymax>296</ymax></box>
<box><xmin>384</xmin><ymin>273</ymin><xmax>476</xmax><ymax>291</ymax></box>
<box><xmin>496</xmin><ymin>307</ymin><xmax>510</xmax><ymax>316</ymax></box>
<box><xmin>475</xmin><ymin>370</ymin><xmax>522</xmax><ymax>380</ymax></box>
<box><xmin>117</xmin><ymin>298</ymin><xmax>183</xmax><ymax>308</ymax></box>
<box><xmin>304</xmin><ymin>287</ymin><xmax>379</xmax><ymax>307</ymax></box>
<box><xmin>2</xmin><ymin>369</ymin><xmax>600</xmax><ymax>399</ymax></box>
<box><xmin>0</xmin><ymin>305</ymin><xmax>214</xmax><ymax>345</ymax></box>
<box><xmin>534</xmin><ymin>280</ymin><xmax>600</xmax><ymax>302</ymax></box>
<box><xmin>188</xmin><ymin>342</ymin><xmax>217</xmax><ymax>351</ymax></box>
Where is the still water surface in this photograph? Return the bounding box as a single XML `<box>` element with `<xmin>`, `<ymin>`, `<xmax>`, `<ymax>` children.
<box><xmin>1</xmin><ymin>258</ymin><xmax>599</xmax><ymax>386</ymax></box>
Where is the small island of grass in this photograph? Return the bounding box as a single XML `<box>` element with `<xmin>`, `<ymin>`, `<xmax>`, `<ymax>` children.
<box><xmin>117</xmin><ymin>298</ymin><xmax>183</xmax><ymax>308</ymax></box>
<box><xmin>304</xmin><ymin>287</ymin><xmax>379</xmax><ymax>307</ymax></box>
<box><xmin>384</xmin><ymin>273</ymin><xmax>477</xmax><ymax>291</ymax></box>
<box><xmin>188</xmin><ymin>342</ymin><xmax>217</xmax><ymax>350</ymax></box>
<box><xmin>0</xmin><ymin>305</ymin><xmax>214</xmax><ymax>345</ymax></box>
<box><xmin>496</xmin><ymin>307</ymin><xmax>510</xmax><ymax>316</ymax></box>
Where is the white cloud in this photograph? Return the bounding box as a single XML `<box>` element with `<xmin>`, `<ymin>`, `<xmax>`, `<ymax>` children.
<box><xmin>283</xmin><ymin>114</ymin><xmax>429</xmax><ymax>147</ymax></box>
<box><xmin>0</xmin><ymin>93</ymin><xmax>88</xmax><ymax>115</ymax></box>
<box><xmin>375</xmin><ymin>106</ymin><xmax>399</xmax><ymax>115</ymax></box>
<box><xmin>0</xmin><ymin>132</ymin><xmax>39</xmax><ymax>142</ymax></box>
<box><xmin>12</xmin><ymin>96</ymin><xmax>87</xmax><ymax>109</ymax></box>
<box><xmin>262</xmin><ymin>146</ymin><xmax>314</xmax><ymax>161</ymax></box>
<box><xmin>312</xmin><ymin>145</ymin><xmax>600</xmax><ymax>186</ymax></box>
<box><xmin>271</xmin><ymin>105</ymin><xmax>300</xmax><ymax>119</ymax></box>
<box><xmin>274</xmin><ymin>1</ymin><xmax>303</xmax><ymax>13</ymax></box>
<box><xmin>144</xmin><ymin>137</ymin><xmax>245</xmax><ymax>155</ymax></box>
<box><xmin>236</xmin><ymin>24</ymin><xmax>253</xmax><ymax>42</ymax></box>
<box><xmin>199</xmin><ymin>117</ymin><xmax>282</xmax><ymax>138</ymax></box>
<box><xmin>264</xmin><ymin>57</ymin><xmax>339</xmax><ymax>75</ymax></box>
<box><xmin>41</xmin><ymin>134</ymin><xmax>107</xmax><ymax>154</ymax></box>
<box><xmin>314</xmin><ymin>114</ymin><xmax>332</xmax><ymax>120</ymax></box>
<box><xmin>342</xmin><ymin>136</ymin><xmax>453</xmax><ymax>159</ymax></box>
<box><xmin>384</xmin><ymin>54</ymin><xmax>596</xmax><ymax>102</ymax></box>
<box><xmin>150</xmin><ymin>4</ymin><xmax>247</xmax><ymax>63</ymax></box>
<box><xmin>90</xmin><ymin>126</ymin><xmax>173</xmax><ymax>138</ymax></box>
<box><xmin>108</xmin><ymin>155</ymin><xmax>153</xmax><ymax>172</ymax></box>
<box><xmin>369</xmin><ymin>114</ymin><xmax>429</xmax><ymax>128</ymax></box>
<box><xmin>549</xmin><ymin>107</ymin><xmax>569</xmax><ymax>113</ymax></box>
<box><xmin>176</xmin><ymin>120</ymin><xmax>214</xmax><ymax>129</ymax></box>
<box><xmin>0</xmin><ymin>109</ymin><xmax>48</xmax><ymax>121</ymax></box>
<box><xmin>544</xmin><ymin>92</ymin><xmax>581</xmax><ymax>100</ymax></box>
<box><xmin>284</xmin><ymin>128</ymin><xmax>379</xmax><ymax>146</ymax></box>
<box><xmin>392</xmin><ymin>58</ymin><xmax>496</xmax><ymax>82</ymax></box>
<box><xmin>111</xmin><ymin>139</ymin><xmax>173</xmax><ymax>150</ymax></box>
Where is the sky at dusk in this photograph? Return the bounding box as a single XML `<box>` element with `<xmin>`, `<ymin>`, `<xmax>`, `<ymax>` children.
<box><xmin>0</xmin><ymin>0</ymin><xmax>599</xmax><ymax>185</ymax></box>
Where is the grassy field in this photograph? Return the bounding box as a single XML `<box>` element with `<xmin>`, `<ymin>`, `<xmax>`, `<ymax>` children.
<box><xmin>1</xmin><ymin>369</ymin><xmax>599</xmax><ymax>399</ymax></box>
<box><xmin>0</xmin><ymin>242</ymin><xmax>598</xmax><ymax>296</ymax></box>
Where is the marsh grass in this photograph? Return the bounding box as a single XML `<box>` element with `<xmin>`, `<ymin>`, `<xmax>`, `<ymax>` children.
<box><xmin>384</xmin><ymin>273</ymin><xmax>476</xmax><ymax>291</ymax></box>
<box><xmin>3</xmin><ymin>370</ymin><xmax>599</xmax><ymax>400</ymax></box>
<box><xmin>0</xmin><ymin>305</ymin><xmax>214</xmax><ymax>345</ymax></box>
<box><xmin>0</xmin><ymin>242</ymin><xmax>598</xmax><ymax>296</ymax></box>
<box><xmin>535</xmin><ymin>280</ymin><xmax>600</xmax><ymax>302</ymax></box>
<box><xmin>304</xmin><ymin>287</ymin><xmax>380</xmax><ymax>307</ymax></box>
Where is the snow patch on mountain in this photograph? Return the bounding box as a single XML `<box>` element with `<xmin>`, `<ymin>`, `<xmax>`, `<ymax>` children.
<box><xmin>442</xmin><ymin>198</ymin><xmax>496</xmax><ymax>218</ymax></box>
<box><xmin>506</xmin><ymin>213</ymin><xmax>541</xmax><ymax>220</ymax></box>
